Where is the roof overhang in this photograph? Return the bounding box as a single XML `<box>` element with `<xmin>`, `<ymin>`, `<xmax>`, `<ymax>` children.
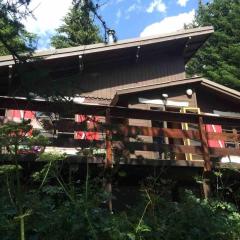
<box><xmin>0</xmin><ymin>26</ymin><xmax>214</xmax><ymax>67</ymax></box>
<box><xmin>111</xmin><ymin>77</ymin><xmax>240</xmax><ymax>106</ymax></box>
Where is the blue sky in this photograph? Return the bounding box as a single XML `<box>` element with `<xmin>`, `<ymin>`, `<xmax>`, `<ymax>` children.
<box><xmin>100</xmin><ymin>0</ymin><xmax>200</xmax><ymax>39</ymax></box>
<box><xmin>23</xmin><ymin>0</ymin><xmax>209</xmax><ymax>50</ymax></box>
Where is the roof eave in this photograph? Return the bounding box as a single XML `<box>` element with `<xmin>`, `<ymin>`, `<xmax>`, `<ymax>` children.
<box><xmin>111</xmin><ymin>77</ymin><xmax>240</xmax><ymax>106</ymax></box>
<box><xmin>0</xmin><ymin>26</ymin><xmax>214</xmax><ymax>67</ymax></box>
<box><xmin>200</xmin><ymin>78</ymin><xmax>240</xmax><ymax>101</ymax></box>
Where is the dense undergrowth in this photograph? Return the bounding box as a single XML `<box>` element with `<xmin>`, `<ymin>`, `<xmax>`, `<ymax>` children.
<box><xmin>1</xmin><ymin>162</ymin><xmax>240</xmax><ymax>240</ymax></box>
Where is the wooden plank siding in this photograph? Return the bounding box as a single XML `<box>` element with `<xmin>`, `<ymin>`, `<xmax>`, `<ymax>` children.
<box><xmin>77</xmin><ymin>56</ymin><xmax>185</xmax><ymax>100</ymax></box>
<box><xmin>196</xmin><ymin>86</ymin><xmax>240</xmax><ymax>113</ymax></box>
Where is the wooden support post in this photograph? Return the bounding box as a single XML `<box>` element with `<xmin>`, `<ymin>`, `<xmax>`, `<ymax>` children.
<box><xmin>162</xmin><ymin>104</ymin><xmax>169</xmax><ymax>160</ymax></box>
<box><xmin>233</xmin><ymin>129</ymin><xmax>239</xmax><ymax>149</ymax></box>
<box><xmin>202</xmin><ymin>172</ymin><xmax>211</xmax><ymax>199</ymax></box>
<box><xmin>105</xmin><ymin>108</ymin><xmax>113</xmax><ymax>168</ymax></box>
<box><xmin>105</xmin><ymin>108</ymin><xmax>113</xmax><ymax>212</ymax></box>
<box><xmin>106</xmin><ymin>181</ymin><xmax>113</xmax><ymax>213</ymax></box>
<box><xmin>198</xmin><ymin>116</ymin><xmax>212</xmax><ymax>171</ymax></box>
<box><xmin>198</xmin><ymin>116</ymin><xmax>212</xmax><ymax>199</ymax></box>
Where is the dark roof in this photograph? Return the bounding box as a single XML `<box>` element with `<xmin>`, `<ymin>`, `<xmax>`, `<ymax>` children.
<box><xmin>0</xmin><ymin>26</ymin><xmax>213</xmax><ymax>67</ymax></box>
<box><xmin>111</xmin><ymin>77</ymin><xmax>240</xmax><ymax>105</ymax></box>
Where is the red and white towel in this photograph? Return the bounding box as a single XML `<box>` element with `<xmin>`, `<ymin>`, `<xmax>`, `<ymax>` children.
<box><xmin>74</xmin><ymin>115</ymin><xmax>99</xmax><ymax>140</ymax></box>
<box><xmin>205</xmin><ymin>124</ymin><xmax>224</xmax><ymax>148</ymax></box>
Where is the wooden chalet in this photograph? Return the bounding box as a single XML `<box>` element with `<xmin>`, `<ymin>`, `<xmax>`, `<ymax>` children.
<box><xmin>0</xmin><ymin>26</ymin><xmax>240</xmax><ymax>183</ymax></box>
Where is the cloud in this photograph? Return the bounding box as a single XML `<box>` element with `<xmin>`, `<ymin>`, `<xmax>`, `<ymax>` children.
<box><xmin>116</xmin><ymin>9</ymin><xmax>122</xmax><ymax>18</ymax></box>
<box><xmin>146</xmin><ymin>0</ymin><xmax>166</xmax><ymax>13</ymax></box>
<box><xmin>177</xmin><ymin>0</ymin><xmax>189</xmax><ymax>7</ymax></box>
<box><xmin>23</xmin><ymin>0</ymin><xmax>72</xmax><ymax>35</ymax></box>
<box><xmin>127</xmin><ymin>4</ymin><xmax>137</xmax><ymax>12</ymax></box>
<box><xmin>127</xmin><ymin>3</ymin><xmax>142</xmax><ymax>13</ymax></box>
<box><xmin>115</xmin><ymin>9</ymin><xmax>122</xmax><ymax>24</ymax></box>
<box><xmin>140</xmin><ymin>9</ymin><xmax>195</xmax><ymax>37</ymax></box>
<box><xmin>125</xmin><ymin>1</ymin><xmax>142</xmax><ymax>19</ymax></box>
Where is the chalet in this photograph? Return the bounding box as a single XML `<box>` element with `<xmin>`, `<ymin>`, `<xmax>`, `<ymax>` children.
<box><xmin>0</xmin><ymin>26</ymin><xmax>240</xmax><ymax>176</ymax></box>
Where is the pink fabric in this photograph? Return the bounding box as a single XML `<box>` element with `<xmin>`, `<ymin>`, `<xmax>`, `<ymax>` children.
<box><xmin>205</xmin><ymin>124</ymin><xmax>224</xmax><ymax>148</ymax></box>
<box><xmin>23</xmin><ymin>110</ymin><xmax>35</xmax><ymax>119</ymax></box>
<box><xmin>6</xmin><ymin>110</ymin><xmax>36</xmax><ymax>136</ymax></box>
<box><xmin>74</xmin><ymin>115</ymin><xmax>99</xmax><ymax>140</ymax></box>
<box><xmin>6</xmin><ymin>110</ymin><xmax>35</xmax><ymax>121</ymax></box>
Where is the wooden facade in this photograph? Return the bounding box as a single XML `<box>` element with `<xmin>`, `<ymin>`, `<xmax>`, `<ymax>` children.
<box><xmin>78</xmin><ymin>55</ymin><xmax>185</xmax><ymax>100</ymax></box>
<box><xmin>0</xmin><ymin>26</ymin><xmax>240</xmax><ymax>171</ymax></box>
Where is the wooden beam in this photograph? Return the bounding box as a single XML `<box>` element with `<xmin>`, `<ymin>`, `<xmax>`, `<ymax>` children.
<box><xmin>55</xmin><ymin>121</ymin><xmax>201</xmax><ymax>140</ymax></box>
<box><xmin>1</xmin><ymin>96</ymin><xmax>240</xmax><ymax>126</ymax></box>
<box><xmin>198</xmin><ymin>116</ymin><xmax>211</xmax><ymax>199</ymax></box>
<box><xmin>52</xmin><ymin>138</ymin><xmax>105</xmax><ymax>148</ymax></box>
<box><xmin>209</xmin><ymin>147</ymin><xmax>240</xmax><ymax>157</ymax></box>
<box><xmin>207</xmin><ymin>132</ymin><xmax>240</xmax><ymax>141</ymax></box>
<box><xmin>113</xmin><ymin>141</ymin><xmax>203</xmax><ymax>155</ymax></box>
<box><xmin>55</xmin><ymin>121</ymin><xmax>240</xmax><ymax>143</ymax></box>
<box><xmin>105</xmin><ymin>109</ymin><xmax>113</xmax><ymax>168</ymax></box>
<box><xmin>198</xmin><ymin>116</ymin><xmax>211</xmax><ymax>172</ymax></box>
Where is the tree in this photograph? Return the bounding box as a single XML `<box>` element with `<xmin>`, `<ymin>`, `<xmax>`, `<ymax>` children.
<box><xmin>0</xmin><ymin>120</ymin><xmax>49</xmax><ymax>240</ymax></box>
<box><xmin>51</xmin><ymin>0</ymin><xmax>102</xmax><ymax>49</ymax></box>
<box><xmin>187</xmin><ymin>0</ymin><xmax>240</xmax><ymax>90</ymax></box>
<box><xmin>0</xmin><ymin>0</ymin><xmax>37</xmax><ymax>60</ymax></box>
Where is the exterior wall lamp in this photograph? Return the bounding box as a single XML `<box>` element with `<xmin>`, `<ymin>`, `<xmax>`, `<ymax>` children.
<box><xmin>186</xmin><ymin>88</ymin><xmax>193</xmax><ymax>97</ymax></box>
<box><xmin>161</xmin><ymin>93</ymin><xmax>169</xmax><ymax>107</ymax></box>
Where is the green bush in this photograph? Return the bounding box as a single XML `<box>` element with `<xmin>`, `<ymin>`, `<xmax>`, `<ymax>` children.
<box><xmin>1</xmin><ymin>180</ymin><xmax>240</xmax><ymax>240</ymax></box>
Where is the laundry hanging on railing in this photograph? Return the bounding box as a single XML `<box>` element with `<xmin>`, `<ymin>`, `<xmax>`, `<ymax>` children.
<box><xmin>5</xmin><ymin>109</ymin><xmax>44</xmax><ymax>153</ymax></box>
<box><xmin>74</xmin><ymin>114</ymin><xmax>100</xmax><ymax>140</ymax></box>
<box><xmin>205</xmin><ymin>124</ymin><xmax>224</xmax><ymax>148</ymax></box>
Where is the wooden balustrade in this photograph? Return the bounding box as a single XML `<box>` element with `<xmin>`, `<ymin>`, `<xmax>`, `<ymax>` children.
<box><xmin>0</xmin><ymin>96</ymin><xmax>240</xmax><ymax>168</ymax></box>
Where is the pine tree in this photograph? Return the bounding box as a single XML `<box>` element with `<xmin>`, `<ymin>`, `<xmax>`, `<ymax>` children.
<box><xmin>0</xmin><ymin>14</ymin><xmax>36</xmax><ymax>57</ymax></box>
<box><xmin>0</xmin><ymin>1</ymin><xmax>37</xmax><ymax>59</ymax></box>
<box><xmin>187</xmin><ymin>0</ymin><xmax>240</xmax><ymax>90</ymax></box>
<box><xmin>51</xmin><ymin>0</ymin><xmax>102</xmax><ymax>49</ymax></box>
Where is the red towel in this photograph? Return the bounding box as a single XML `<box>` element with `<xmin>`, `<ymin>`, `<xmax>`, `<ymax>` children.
<box><xmin>6</xmin><ymin>110</ymin><xmax>36</xmax><ymax>136</ymax></box>
<box><xmin>205</xmin><ymin>124</ymin><xmax>224</xmax><ymax>148</ymax></box>
<box><xmin>74</xmin><ymin>115</ymin><xmax>99</xmax><ymax>140</ymax></box>
<box><xmin>6</xmin><ymin>110</ymin><xmax>35</xmax><ymax>122</ymax></box>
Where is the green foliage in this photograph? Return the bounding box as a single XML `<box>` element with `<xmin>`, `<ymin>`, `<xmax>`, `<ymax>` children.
<box><xmin>1</xmin><ymin>177</ymin><xmax>240</xmax><ymax>240</ymax></box>
<box><xmin>0</xmin><ymin>121</ymin><xmax>50</xmax><ymax>240</ymax></box>
<box><xmin>51</xmin><ymin>0</ymin><xmax>102</xmax><ymax>49</ymax></box>
<box><xmin>187</xmin><ymin>0</ymin><xmax>240</xmax><ymax>90</ymax></box>
<box><xmin>0</xmin><ymin>120</ymin><xmax>49</xmax><ymax>154</ymax></box>
<box><xmin>0</xmin><ymin>164</ymin><xmax>22</xmax><ymax>175</ymax></box>
<box><xmin>0</xmin><ymin>0</ymin><xmax>37</xmax><ymax>58</ymax></box>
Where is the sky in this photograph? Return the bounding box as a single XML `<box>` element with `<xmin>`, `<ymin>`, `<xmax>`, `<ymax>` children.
<box><xmin>23</xmin><ymin>0</ymin><xmax>209</xmax><ymax>50</ymax></box>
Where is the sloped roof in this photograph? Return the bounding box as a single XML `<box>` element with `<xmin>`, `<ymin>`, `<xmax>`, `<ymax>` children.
<box><xmin>111</xmin><ymin>77</ymin><xmax>240</xmax><ymax>105</ymax></box>
<box><xmin>0</xmin><ymin>26</ymin><xmax>214</xmax><ymax>67</ymax></box>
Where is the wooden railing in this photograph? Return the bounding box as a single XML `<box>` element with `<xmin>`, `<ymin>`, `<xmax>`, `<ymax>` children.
<box><xmin>0</xmin><ymin>96</ymin><xmax>240</xmax><ymax>171</ymax></box>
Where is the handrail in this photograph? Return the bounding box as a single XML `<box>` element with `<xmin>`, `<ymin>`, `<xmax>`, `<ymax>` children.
<box><xmin>0</xmin><ymin>96</ymin><xmax>240</xmax><ymax>126</ymax></box>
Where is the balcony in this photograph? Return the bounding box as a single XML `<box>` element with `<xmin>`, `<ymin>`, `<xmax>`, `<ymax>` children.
<box><xmin>0</xmin><ymin>96</ymin><xmax>240</xmax><ymax>171</ymax></box>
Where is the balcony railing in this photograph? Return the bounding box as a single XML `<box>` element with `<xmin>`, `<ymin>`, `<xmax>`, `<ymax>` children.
<box><xmin>0</xmin><ymin>96</ymin><xmax>240</xmax><ymax>171</ymax></box>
